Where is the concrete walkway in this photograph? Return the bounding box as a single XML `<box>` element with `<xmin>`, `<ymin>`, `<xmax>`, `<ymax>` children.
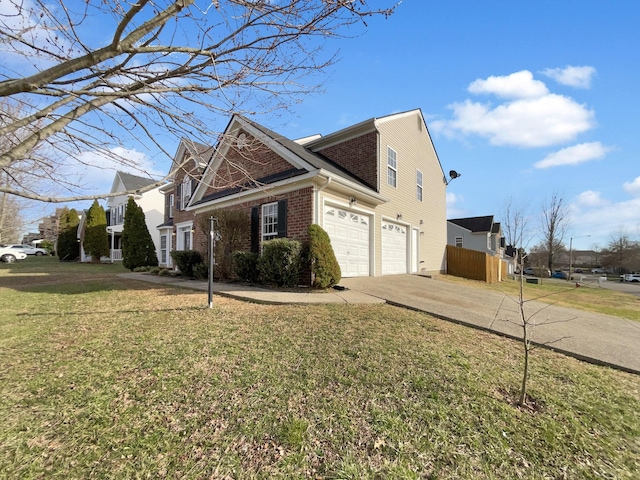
<box><xmin>119</xmin><ymin>272</ymin><xmax>640</xmax><ymax>375</ymax></box>
<box><xmin>118</xmin><ymin>272</ymin><xmax>384</xmax><ymax>305</ymax></box>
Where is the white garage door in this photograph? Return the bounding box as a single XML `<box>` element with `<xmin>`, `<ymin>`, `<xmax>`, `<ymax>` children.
<box><xmin>323</xmin><ymin>206</ymin><xmax>370</xmax><ymax>277</ymax></box>
<box><xmin>382</xmin><ymin>221</ymin><xmax>407</xmax><ymax>275</ymax></box>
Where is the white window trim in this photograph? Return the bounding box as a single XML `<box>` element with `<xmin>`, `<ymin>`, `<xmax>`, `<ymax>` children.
<box><xmin>455</xmin><ymin>236</ymin><xmax>463</xmax><ymax>248</ymax></box>
<box><xmin>261</xmin><ymin>202</ymin><xmax>278</xmax><ymax>242</ymax></box>
<box><xmin>175</xmin><ymin>221</ymin><xmax>194</xmax><ymax>251</ymax></box>
<box><xmin>416</xmin><ymin>169</ymin><xmax>423</xmax><ymax>201</ymax></box>
<box><xmin>169</xmin><ymin>194</ymin><xmax>174</xmax><ymax>218</ymax></box>
<box><xmin>387</xmin><ymin>146</ymin><xmax>397</xmax><ymax>188</ymax></box>
<box><xmin>181</xmin><ymin>177</ymin><xmax>191</xmax><ymax>211</ymax></box>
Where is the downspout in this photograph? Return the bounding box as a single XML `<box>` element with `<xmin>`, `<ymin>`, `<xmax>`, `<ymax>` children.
<box><xmin>313</xmin><ymin>176</ymin><xmax>332</xmax><ymax>224</ymax></box>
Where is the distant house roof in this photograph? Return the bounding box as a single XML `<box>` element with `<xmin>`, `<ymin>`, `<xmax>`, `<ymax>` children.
<box><xmin>117</xmin><ymin>171</ymin><xmax>159</xmax><ymax>192</ymax></box>
<box><xmin>448</xmin><ymin>215</ymin><xmax>495</xmax><ymax>233</ymax></box>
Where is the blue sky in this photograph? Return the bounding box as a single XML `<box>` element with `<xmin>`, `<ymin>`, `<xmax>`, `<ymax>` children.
<box><xmin>263</xmin><ymin>0</ymin><xmax>640</xmax><ymax>251</ymax></box>
<box><xmin>13</xmin><ymin>1</ymin><xmax>640</xmax><ymax>250</ymax></box>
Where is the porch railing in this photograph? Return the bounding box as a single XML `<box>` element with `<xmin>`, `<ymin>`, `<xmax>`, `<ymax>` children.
<box><xmin>111</xmin><ymin>249</ymin><xmax>122</xmax><ymax>261</ymax></box>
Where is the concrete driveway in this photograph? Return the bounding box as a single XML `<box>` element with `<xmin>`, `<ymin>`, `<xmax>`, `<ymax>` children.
<box><xmin>340</xmin><ymin>275</ymin><xmax>640</xmax><ymax>374</ymax></box>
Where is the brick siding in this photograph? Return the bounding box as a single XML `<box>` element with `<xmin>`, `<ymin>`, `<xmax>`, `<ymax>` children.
<box><xmin>314</xmin><ymin>131</ymin><xmax>378</xmax><ymax>190</ymax></box>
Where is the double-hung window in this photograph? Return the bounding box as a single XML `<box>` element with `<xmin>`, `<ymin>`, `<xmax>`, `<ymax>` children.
<box><xmin>160</xmin><ymin>235</ymin><xmax>167</xmax><ymax>264</ymax></box>
<box><xmin>181</xmin><ymin>178</ymin><xmax>191</xmax><ymax>210</ymax></box>
<box><xmin>261</xmin><ymin>202</ymin><xmax>278</xmax><ymax>242</ymax></box>
<box><xmin>387</xmin><ymin>147</ymin><xmax>397</xmax><ymax>187</ymax></box>
<box><xmin>455</xmin><ymin>236</ymin><xmax>463</xmax><ymax>248</ymax></box>
<box><xmin>416</xmin><ymin>169</ymin><xmax>423</xmax><ymax>201</ymax></box>
<box><xmin>169</xmin><ymin>194</ymin><xmax>174</xmax><ymax>218</ymax></box>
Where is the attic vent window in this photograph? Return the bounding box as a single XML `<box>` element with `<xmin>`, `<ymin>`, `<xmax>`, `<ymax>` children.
<box><xmin>237</xmin><ymin>133</ymin><xmax>247</xmax><ymax>149</ymax></box>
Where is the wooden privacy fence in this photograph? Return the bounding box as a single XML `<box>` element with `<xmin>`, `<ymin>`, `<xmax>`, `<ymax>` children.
<box><xmin>446</xmin><ymin>245</ymin><xmax>506</xmax><ymax>284</ymax></box>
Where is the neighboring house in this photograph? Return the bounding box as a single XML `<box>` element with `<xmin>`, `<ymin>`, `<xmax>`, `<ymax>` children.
<box><xmin>79</xmin><ymin>171</ymin><xmax>164</xmax><ymax>263</ymax></box>
<box><xmin>447</xmin><ymin>215</ymin><xmax>504</xmax><ymax>255</ymax></box>
<box><xmin>160</xmin><ymin>109</ymin><xmax>449</xmax><ymax>282</ymax></box>
<box><xmin>156</xmin><ymin>140</ymin><xmax>212</xmax><ymax>268</ymax></box>
<box><xmin>447</xmin><ymin>215</ymin><xmax>515</xmax><ymax>275</ymax></box>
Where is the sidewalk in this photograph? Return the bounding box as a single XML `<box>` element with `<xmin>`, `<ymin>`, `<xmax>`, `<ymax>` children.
<box><xmin>118</xmin><ymin>272</ymin><xmax>384</xmax><ymax>305</ymax></box>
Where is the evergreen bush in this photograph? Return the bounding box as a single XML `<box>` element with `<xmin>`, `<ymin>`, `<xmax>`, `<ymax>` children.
<box><xmin>307</xmin><ymin>224</ymin><xmax>341</xmax><ymax>288</ymax></box>
<box><xmin>192</xmin><ymin>262</ymin><xmax>209</xmax><ymax>280</ymax></box>
<box><xmin>57</xmin><ymin>208</ymin><xmax>80</xmax><ymax>261</ymax></box>
<box><xmin>233</xmin><ymin>251</ymin><xmax>260</xmax><ymax>283</ymax></box>
<box><xmin>122</xmin><ymin>197</ymin><xmax>159</xmax><ymax>270</ymax></box>
<box><xmin>84</xmin><ymin>200</ymin><xmax>109</xmax><ymax>263</ymax></box>
<box><xmin>170</xmin><ymin>250</ymin><xmax>203</xmax><ymax>278</ymax></box>
<box><xmin>258</xmin><ymin>239</ymin><xmax>302</xmax><ymax>287</ymax></box>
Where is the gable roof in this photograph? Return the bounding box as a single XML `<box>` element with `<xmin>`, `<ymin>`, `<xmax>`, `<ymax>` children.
<box><xmin>242</xmin><ymin>116</ymin><xmax>374</xmax><ymax>190</ymax></box>
<box><xmin>448</xmin><ymin>215</ymin><xmax>495</xmax><ymax>233</ymax></box>
<box><xmin>190</xmin><ymin>114</ymin><xmax>386</xmax><ymax>209</ymax></box>
<box><xmin>117</xmin><ymin>171</ymin><xmax>158</xmax><ymax>191</ymax></box>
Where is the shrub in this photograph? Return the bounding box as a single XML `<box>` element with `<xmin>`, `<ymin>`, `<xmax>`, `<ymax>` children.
<box><xmin>57</xmin><ymin>208</ymin><xmax>80</xmax><ymax>261</ymax></box>
<box><xmin>170</xmin><ymin>250</ymin><xmax>203</xmax><ymax>278</ymax></box>
<box><xmin>84</xmin><ymin>200</ymin><xmax>109</xmax><ymax>263</ymax></box>
<box><xmin>306</xmin><ymin>224</ymin><xmax>341</xmax><ymax>288</ymax></box>
<box><xmin>149</xmin><ymin>266</ymin><xmax>161</xmax><ymax>275</ymax></box>
<box><xmin>233</xmin><ymin>251</ymin><xmax>260</xmax><ymax>283</ymax></box>
<box><xmin>157</xmin><ymin>268</ymin><xmax>170</xmax><ymax>277</ymax></box>
<box><xmin>192</xmin><ymin>262</ymin><xmax>209</xmax><ymax>280</ymax></box>
<box><xmin>122</xmin><ymin>197</ymin><xmax>158</xmax><ymax>270</ymax></box>
<box><xmin>258</xmin><ymin>239</ymin><xmax>302</xmax><ymax>287</ymax></box>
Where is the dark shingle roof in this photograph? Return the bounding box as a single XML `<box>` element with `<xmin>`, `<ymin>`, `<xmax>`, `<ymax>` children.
<box><xmin>118</xmin><ymin>171</ymin><xmax>158</xmax><ymax>191</ymax></box>
<box><xmin>448</xmin><ymin>215</ymin><xmax>495</xmax><ymax>233</ymax></box>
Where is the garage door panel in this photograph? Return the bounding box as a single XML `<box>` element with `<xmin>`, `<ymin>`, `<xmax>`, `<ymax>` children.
<box><xmin>324</xmin><ymin>206</ymin><xmax>370</xmax><ymax>277</ymax></box>
<box><xmin>382</xmin><ymin>221</ymin><xmax>407</xmax><ymax>275</ymax></box>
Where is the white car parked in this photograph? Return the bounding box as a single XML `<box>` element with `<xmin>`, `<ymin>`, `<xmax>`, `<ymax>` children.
<box><xmin>623</xmin><ymin>273</ymin><xmax>640</xmax><ymax>282</ymax></box>
<box><xmin>0</xmin><ymin>246</ymin><xmax>28</xmax><ymax>263</ymax></box>
<box><xmin>5</xmin><ymin>244</ymin><xmax>49</xmax><ymax>256</ymax></box>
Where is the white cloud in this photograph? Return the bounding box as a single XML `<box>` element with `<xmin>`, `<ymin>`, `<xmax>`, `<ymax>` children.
<box><xmin>542</xmin><ymin>66</ymin><xmax>596</xmax><ymax>89</ymax></box>
<box><xmin>468</xmin><ymin>70</ymin><xmax>549</xmax><ymax>99</ymax></box>
<box><xmin>571</xmin><ymin>197</ymin><xmax>640</xmax><ymax>245</ymax></box>
<box><xmin>446</xmin><ymin>192</ymin><xmax>461</xmax><ymax>206</ymax></box>
<box><xmin>61</xmin><ymin>147</ymin><xmax>165</xmax><ymax>196</ymax></box>
<box><xmin>432</xmin><ymin>70</ymin><xmax>597</xmax><ymax>148</ymax></box>
<box><xmin>534</xmin><ymin>142</ymin><xmax>610</xmax><ymax>169</ymax></box>
<box><xmin>438</xmin><ymin>94</ymin><xmax>595</xmax><ymax>147</ymax></box>
<box><xmin>576</xmin><ymin>190</ymin><xmax>610</xmax><ymax>207</ymax></box>
<box><xmin>623</xmin><ymin>176</ymin><xmax>640</xmax><ymax>197</ymax></box>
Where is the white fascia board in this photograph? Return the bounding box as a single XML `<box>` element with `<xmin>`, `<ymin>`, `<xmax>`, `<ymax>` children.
<box><xmin>373</xmin><ymin>108</ymin><xmax>422</xmax><ymax>127</ymax></box>
<box><xmin>317</xmin><ymin>169</ymin><xmax>387</xmax><ymax>205</ymax></box>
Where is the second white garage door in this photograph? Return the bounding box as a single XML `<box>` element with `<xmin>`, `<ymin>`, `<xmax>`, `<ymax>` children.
<box><xmin>382</xmin><ymin>221</ymin><xmax>407</xmax><ymax>275</ymax></box>
<box><xmin>323</xmin><ymin>206</ymin><xmax>370</xmax><ymax>277</ymax></box>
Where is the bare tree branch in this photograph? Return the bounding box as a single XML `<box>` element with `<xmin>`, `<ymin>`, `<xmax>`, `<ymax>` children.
<box><xmin>0</xmin><ymin>0</ymin><xmax>399</xmax><ymax>202</ymax></box>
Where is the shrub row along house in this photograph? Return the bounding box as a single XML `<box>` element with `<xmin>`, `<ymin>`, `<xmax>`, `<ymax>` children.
<box><xmin>153</xmin><ymin>109</ymin><xmax>450</xmax><ymax>285</ymax></box>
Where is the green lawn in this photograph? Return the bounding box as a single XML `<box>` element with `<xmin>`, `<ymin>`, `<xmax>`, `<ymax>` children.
<box><xmin>1</xmin><ymin>258</ymin><xmax>639</xmax><ymax>479</ymax></box>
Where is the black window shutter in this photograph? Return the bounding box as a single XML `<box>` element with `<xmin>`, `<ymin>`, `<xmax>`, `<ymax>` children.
<box><xmin>176</xmin><ymin>184</ymin><xmax>182</xmax><ymax>211</ymax></box>
<box><xmin>251</xmin><ymin>206</ymin><xmax>259</xmax><ymax>253</ymax></box>
<box><xmin>277</xmin><ymin>199</ymin><xmax>288</xmax><ymax>238</ymax></box>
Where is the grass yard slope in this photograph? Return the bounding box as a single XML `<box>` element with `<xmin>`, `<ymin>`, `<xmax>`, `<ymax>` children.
<box><xmin>1</xmin><ymin>258</ymin><xmax>639</xmax><ymax>479</ymax></box>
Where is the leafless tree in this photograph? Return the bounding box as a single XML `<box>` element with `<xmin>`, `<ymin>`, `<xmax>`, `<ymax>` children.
<box><xmin>540</xmin><ymin>193</ymin><xmax>570</xmax><ymax>271</ymax></box>
<box><xmin>501</xmin><ymin>196</ymin><xmax>530</xmax><ymax>266</ymax></box>
<box><xmin>601</xmin><ymin>228</ymin><xmax>640</xmax><ymax>273</ymax></box>
<box><xmin>0</xmin><ymin>0</ymin><xmax>398</xmax><ymax>203</ymax></box>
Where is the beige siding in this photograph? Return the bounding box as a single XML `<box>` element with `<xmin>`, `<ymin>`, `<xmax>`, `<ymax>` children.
<box><xmin>375</xmin><ymin>111</ymin><xmax>447</xmax><ymax>275</ymax></box>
